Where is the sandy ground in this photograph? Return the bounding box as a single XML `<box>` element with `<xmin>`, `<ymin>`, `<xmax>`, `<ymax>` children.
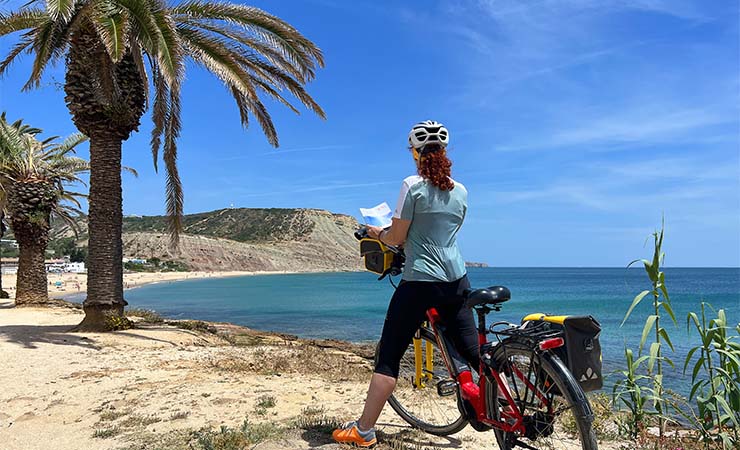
<box><xmin>0</xmin><ymin>301</ymin><xmax>622</xmax><ymax>450</ymax></box>
<box><xmin>1</xmin><ymin>270</ymin><xmax>293</xmax><ymax>300</ymax></box>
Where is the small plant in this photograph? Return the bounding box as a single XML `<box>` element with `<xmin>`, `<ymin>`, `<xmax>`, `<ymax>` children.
<box><xmin>99</xmin><ymin>408</ymin><xmax>131</xmax><ymax>421</ymax></box>
<box><xmin>293</xmin><ymin>406</ymin><xmax>341</xmax><ymax>434</ymax></box>
<box><xmin>684</xmin><ymin>303</ymin><xmax>740</xmax><ymax>450</ymax></box>
<box><xmin>196</xmin><ymin>417</ymin><xmax>284</xmax><ymax>450</ymax></box>
<box><xmin>105</xmin><ymin>314</ymin><xmax>134</xmax><ymax>331</ymax></box>
<box><xmin>126</xmin><ymin>308</ymin><xmax>164</xmax><ymax>324</ymax></box>
<box><xmin>93</xmin><ymin>425</ymin><xmax>122</xmax><ymax>438</ymax></box>
<box><xmin>168</xmin><ymin>320</ymin><xmax>218</xmax><ymax>334</ymax></box>
<box><xmin>254</xmin><ymin>395</ymin><xmax>276</xmax><ymax>416</ymax></box>
<box><xmin>612</xmin><ymin>347</ymin><xmax>655</xmax><ymax>438</ymax></box>
<box><xmin>618</xmin><ymin>220</ymin><xmax>678</xmax><ymax>436</ymax></box>
<box><xmin>561</xmin><ymin>392</ymin><xmax>618</xmax><ymax>440</ymax></box>
<box><xmin>169</xmin><ymin>411</ymin><xmax>190</xmax><ymax>421</ymax></box>
<box><xmin>121</xmin><ymin>414</ymin><xmax>162</xmax><ymax>428</ymax></box>
<box><xmin>256</xmin><ymin>395</ymin><xmax>276</xmax><ymax>409</ymax></box>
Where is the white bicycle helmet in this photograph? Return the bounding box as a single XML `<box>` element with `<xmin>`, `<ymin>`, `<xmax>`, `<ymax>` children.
<box><xmin>408</xmin><ymin>120</ymin><xmax>449</xmax><ymax>150</ymax></box>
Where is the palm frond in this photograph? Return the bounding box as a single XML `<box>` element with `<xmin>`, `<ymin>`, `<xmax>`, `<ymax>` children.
<box><xmin>51</xmin><ymin>204</ymin><xmax>83</xmax><ymax>237</ymax></box>
<box><xmin>163</xmin><ymin>88</ymin><xmax>183</xmax><ymax>246</ymax></box>
<box><xmin>52</xmin><ymin>131</ymin><xmax>88</xmax><ymax>154</ymax></box>
<box><xmin>46</xmin><ymin>0</ymin><xmax>76</xmax><ymax>22</ymax></box>
<box><xmin>115</xmin><ymin>0</ymin><xmax>165</xmax><ymax>63</ymax></box>
<box><xmin>150</xmin><ymin>63</ymin><xmax>168</xmax><ymax>172</ymax></box>
<box><xmin>178</xmin><ymin>25</ymin><xmax>278</xmax><ymax>145</ymax></box>
<box><xmin>0</xmin><ymin>35</ymin><xmax>34</xmax><ymax>77</ymax></box>
<box><xmin>0</xmin><ymin>8</ymin><xmax>48</xmax><ymax>36</ymax></box>
<box><xmin>122</xmin><ymin>165</ymin><xmax>138</xmax><ymax>177</ymax></box>
<box><xmin>24</xmin><ymin>17</ymin><xmax>70</xmax><ymax>91</ymax></box>
<box><xmin>235</xmin><ymin>54</ymin><xmax>325</xmax><ymax>118</ymax></box>
<box><xmin>0</xmin><ymin>114</ymin><xmax>89</xmax><ymax>203</ymax></box>
<box><xmin>130</xmin><ymin>36</ymin><xmax>149</xmax><ymax>106</ymax></box>
<box><xmin>171</xmin><ymin>1</ymin><xmax>324</xmax><ymax>73</ymax></box>
<box><xmin>149</xmin><ymin>0</ymin><xmax>184</xmax><ymax>88</ymax></box>
<box><xmin>90</xmin><ymin>2</ymin><xmax>130</xmax><ymax>62</ymax></box>
<box><xmin>182</xmin><ymin>19</ymin><xmax>307</xmax><ymax>82</ymax></box>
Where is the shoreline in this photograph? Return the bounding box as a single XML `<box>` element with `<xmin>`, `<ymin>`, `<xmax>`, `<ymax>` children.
<box><xmin>0</xmin><ymin>270</ymin><xmax>306</xmax><ymax>301</ymax></box>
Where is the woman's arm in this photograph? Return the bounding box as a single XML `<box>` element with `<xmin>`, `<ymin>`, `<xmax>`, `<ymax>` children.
<box><xmin>366</xmin><ymin>218</ymin><xmax>411</xmax><ymax>247</ymax></box>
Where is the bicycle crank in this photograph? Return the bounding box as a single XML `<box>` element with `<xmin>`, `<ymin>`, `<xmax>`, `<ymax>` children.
<box><xmin>436</xmin><ymin>379</ymin><xmax>457</xmax><ymax>396</ymax></box>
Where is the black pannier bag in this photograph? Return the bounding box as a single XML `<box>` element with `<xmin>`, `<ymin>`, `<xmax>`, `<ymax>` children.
<box><xmin>559</xmin><ymin>316</ymin><xmax>603</xmax><ymax>392</ymax></box>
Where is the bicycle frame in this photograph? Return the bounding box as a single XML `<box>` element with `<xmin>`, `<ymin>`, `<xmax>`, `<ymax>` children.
<box><xmin>417</xmin><ymin>307</ymin><xmax>554</xmax><ymax>435</ymax></box>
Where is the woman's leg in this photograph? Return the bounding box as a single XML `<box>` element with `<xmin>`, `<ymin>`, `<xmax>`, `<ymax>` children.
<box><xmin>358</xmin><ymin>373</ymin><xmax>396</xmax><ymax>430</ymax></box>
<box><xmin>362</xmin><ymin>281</ymin><xmax>430</xmax><ymax>427</ymax></box>
<box><xmin>436</xmin><ymin>276</ymin><xmax>480</xmax><ymax>371</ymax></box>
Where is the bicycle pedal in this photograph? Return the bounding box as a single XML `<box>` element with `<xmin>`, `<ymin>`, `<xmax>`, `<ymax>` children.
<box><xmin>436</xmin><ymin>380</ymin><xmax>457</xmax><ymax>397</ymax></box>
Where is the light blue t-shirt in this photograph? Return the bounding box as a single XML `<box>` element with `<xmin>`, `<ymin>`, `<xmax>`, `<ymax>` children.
<box><xmin>393</xmin><ymin>175</ymin><xmax>467</xmax><ymax>282</ymax></box>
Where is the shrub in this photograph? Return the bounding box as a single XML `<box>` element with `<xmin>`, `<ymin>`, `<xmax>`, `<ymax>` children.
<box><xmin>683</xmin><ymin>303</ymin><xmax>740</xmax><ymax>449</ymax></box>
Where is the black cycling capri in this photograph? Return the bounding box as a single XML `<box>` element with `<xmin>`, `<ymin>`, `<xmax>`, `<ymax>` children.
<box><xmin>374</xmin><ymin>275</ymin><xmax>480</xmax><ymax>379</ymax></box>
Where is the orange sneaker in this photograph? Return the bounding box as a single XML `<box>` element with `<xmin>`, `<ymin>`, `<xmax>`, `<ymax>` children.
<box><xmin>332</xmin><ymin>421</ymin><xmax>377</xmax><ymax>448</ymax></box>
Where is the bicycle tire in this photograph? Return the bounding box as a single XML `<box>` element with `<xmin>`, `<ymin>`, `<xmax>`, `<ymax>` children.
<box><xmin>376</xmin><ymin>327</ymin><xmax>468</xmax><ymax>436</ymax></box>
<box><xmin>489</xmin><ymin>341</ymin><xmax>598</xmax><ymax>450</ymax></box>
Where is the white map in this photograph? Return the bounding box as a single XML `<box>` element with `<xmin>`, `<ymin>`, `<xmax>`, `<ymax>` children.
<box><xmin>359</xmin><ymin>202</ymin><xmax>393</xmax><ymax>228</ymax></box>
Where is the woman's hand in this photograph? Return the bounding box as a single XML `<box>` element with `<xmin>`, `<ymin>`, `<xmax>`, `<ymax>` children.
<box><xmin>366</xmin><ymin>225</ymin><xmax>384</xmax><ymax>240</ymax></box>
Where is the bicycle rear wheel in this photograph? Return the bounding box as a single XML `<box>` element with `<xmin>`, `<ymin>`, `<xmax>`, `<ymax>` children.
<box><xmin>489</xmin><ymin>341</ymin><xmax>598</xmax><ymax>450</ymax></box>
<box><xmin>379</xmin><ymin>326</ymin><xmax>468</xmax><ymax>436</ymax></box>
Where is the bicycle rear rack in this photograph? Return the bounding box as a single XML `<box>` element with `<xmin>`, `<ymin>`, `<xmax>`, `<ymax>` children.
<box><xmin>490</xmin><ymin>320</ymin><xmax>563</xmax><ymax>347</ymax></box>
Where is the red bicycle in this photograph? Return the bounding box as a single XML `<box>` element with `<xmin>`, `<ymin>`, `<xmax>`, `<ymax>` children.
<box><xmin>357</xmin><ymin>229</ymin><xmax>600</xmax><ymax>450</ymax></box>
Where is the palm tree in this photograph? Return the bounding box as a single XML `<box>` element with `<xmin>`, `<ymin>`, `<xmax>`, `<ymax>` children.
<box><xmin>0</xmin><ymin>197</ymin><xmax>9</xmax><ymax>299</ymax></box>
<box><xmin>0</xmin><ymin>1</ymin><xmax>325</xmax><ymax>330</ymax></box>
<box><xmin>0</xmin><ymin>113</ymin><xmax>88</xmax><ymax>305</ymax></box>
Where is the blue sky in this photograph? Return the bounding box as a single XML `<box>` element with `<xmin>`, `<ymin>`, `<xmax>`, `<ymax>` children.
<box><xmin>1</xmin><ymin>0</ymin><xmax>738</xmax><ymax>267</ymax></box>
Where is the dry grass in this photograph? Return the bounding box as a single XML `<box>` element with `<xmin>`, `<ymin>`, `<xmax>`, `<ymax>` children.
<box><xmin>195</xmin><ymin>417</ymin><xmax>285</xmax><ymax>449</ymax></box>
<box><xmin>120</xmin><ymin>413</ymin><xmax>162</xmax><ymax>428</ymax></box>
<box><xmin>170</xmin><ymin>411</ymin><xmax>190</xmax><ymax>420</ymax></box>
<box><xmin>98</xmin><ymin>408</ymin><xmax>131</xmax><ymax>422</ymax></box>
<box><xmin>207</xmin><ymin>343</ymin><xmax>371</xmax><ymax>382</ymax></box>
<box><xmin>92</xmin><ymin>425</ymin><xmax>122</xmax><ymax>439</ymax></box>
<box><xmin>167</xmin><ymin>320</ymin><xmax>219</xmax><ymax>334</ymax></box>
<box><xmin>125</xmin><ymin>308</ymin><xmax>164</xmax><ymax>324</ymax></box>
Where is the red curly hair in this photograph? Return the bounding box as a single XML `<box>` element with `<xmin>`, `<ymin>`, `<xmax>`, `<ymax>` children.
<box><xmin>418</xmin><ymin>144</ymin><xmax>454</xmax><ymax>191</ymax></box>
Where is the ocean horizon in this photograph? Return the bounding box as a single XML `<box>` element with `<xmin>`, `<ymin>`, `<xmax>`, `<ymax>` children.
<box><xmin>89</xmin><ymin>267</ymin><xmax>739</xmax><ymax>396</ymax></box>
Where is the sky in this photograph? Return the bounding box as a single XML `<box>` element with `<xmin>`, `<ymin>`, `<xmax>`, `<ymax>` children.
<box><xmin>0</xmin><ymin>0</ymin><xmax>738</xmax><ymax>267</ymax></box>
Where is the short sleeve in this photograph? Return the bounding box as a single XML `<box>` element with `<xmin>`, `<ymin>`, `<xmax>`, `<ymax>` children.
<box><xmin>393</xmin><ymin>179</ymin><xmax>415</xmax><ymax>220</ymax></box>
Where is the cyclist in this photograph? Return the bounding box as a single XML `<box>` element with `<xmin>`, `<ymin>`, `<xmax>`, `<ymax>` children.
<box><xmin>333</xmin><ymin>120</ymin><xmax>479</xmax><ymax>447</ymax></box>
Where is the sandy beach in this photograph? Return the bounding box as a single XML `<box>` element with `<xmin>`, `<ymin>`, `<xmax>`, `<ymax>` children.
<box><xmin>0</xmin><ymin>300</ymin><xmax>621</xmax><ymax>450</ymax></box>
<box><xmin>1</xmin><ymin>270</ymin><xmax>292</xmax><ymax>300</ymax></box>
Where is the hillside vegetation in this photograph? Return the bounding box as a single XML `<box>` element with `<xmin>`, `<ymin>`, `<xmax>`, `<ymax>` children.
<box><xmin>48</xmin><ymin>208</ymin><xmax>363</xmax><ymax>272</ymax></box>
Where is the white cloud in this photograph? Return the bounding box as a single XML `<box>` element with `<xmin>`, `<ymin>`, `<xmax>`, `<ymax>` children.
<box><xmin>494</xmin><ymin>105</ymin><xmax>735</xmax><ymax>152</ymax></box>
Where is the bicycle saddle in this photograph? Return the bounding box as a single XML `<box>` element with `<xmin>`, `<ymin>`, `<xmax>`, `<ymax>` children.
<box><xmin>463</xmin><ymin>286</ymin><xmax>511</xmax><ymax>308</ymax></box>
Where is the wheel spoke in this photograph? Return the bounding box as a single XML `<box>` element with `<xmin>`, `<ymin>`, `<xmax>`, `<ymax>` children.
<box><xmin>383</xmin><ymin>333</ymin><xmax>466</xmax><ymax>435</ymax></box>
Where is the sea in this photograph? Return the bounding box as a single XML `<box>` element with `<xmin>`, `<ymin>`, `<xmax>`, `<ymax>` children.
<box><xmin>114</xmin><ymin>267</ymin><xmax>739</xmax><ymax>396</ymax></box>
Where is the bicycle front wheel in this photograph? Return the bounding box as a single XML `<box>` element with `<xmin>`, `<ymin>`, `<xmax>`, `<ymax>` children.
<box><xmin>489</xmin><ymin>341</ymin><xmax>598</xmax><ymax>450</ymax></box>
<box><xmin>379</xmin><ymin>327</ymin><xmax>468</xmax><ymax>436</ymax></box>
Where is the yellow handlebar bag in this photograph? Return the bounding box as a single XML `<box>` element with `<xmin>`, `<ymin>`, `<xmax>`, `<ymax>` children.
<box><xmin>359</xmin><ymin>238</ymin><xmax>394</xmax><ymax>275</ymax></box>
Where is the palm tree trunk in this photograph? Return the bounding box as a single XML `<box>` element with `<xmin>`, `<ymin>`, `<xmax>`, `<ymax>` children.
<box><xmin>65</xmin><ymin>24</ymin><xmax>144</xmax><ymax>331</ymax></box>
<box><xmin>12</xmin><ymin>218</ymin><xmax>49</xmax><ymax>305</ymax></box>
<box><xmin>0</xmin><ymin>213</ymin><xmax>9</xmax><ymax>299</ymax></box>
<box><xmin>0</xmin><ymin>219</ymin><xmax>6</xmax><ymax>299</ymax></box>
<box><xmin>73</xmin><ymin>134</ymin><xmax>127</xmax><ymax>331</ymax></box>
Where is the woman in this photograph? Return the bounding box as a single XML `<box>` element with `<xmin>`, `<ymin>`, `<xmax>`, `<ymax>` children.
<box><xmin>333</xmin><ymin>120</ymin><xmax>479</xmax><ymax>447</ymax></box>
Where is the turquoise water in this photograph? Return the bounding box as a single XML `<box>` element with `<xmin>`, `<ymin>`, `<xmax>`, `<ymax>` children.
<box><xmin>119</xmin><ymin>268</ymin><xmax>739</xmax><ymax>394</ymax></box>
